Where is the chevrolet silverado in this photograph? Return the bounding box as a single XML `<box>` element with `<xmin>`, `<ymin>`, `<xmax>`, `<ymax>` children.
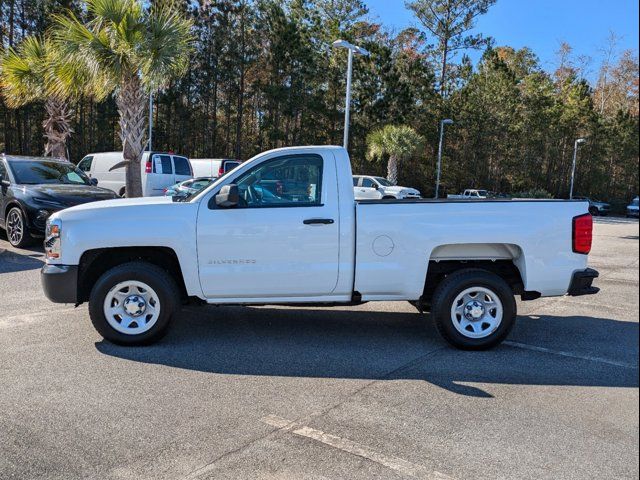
<box><xmin>41</xmin><ymin>146</ymin><xmax>599</xmax><ymax>349</ymax></box>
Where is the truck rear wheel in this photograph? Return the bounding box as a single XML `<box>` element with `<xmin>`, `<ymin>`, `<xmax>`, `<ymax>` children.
<box><xmin>88</xmin><ymin>261</ymin><xmax>180</xmax><ymax>345</ymax></box>
<box><xmin>430</xmin><ymin>269</ymin><xmax>516</xmax><ymax>350</ymax></box>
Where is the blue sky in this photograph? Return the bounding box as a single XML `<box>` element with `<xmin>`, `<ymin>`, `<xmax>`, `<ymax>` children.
<box><xmin>366</xmin><ymin>0</ymin><xmax>639</xmax><ymax>80</ymax></box>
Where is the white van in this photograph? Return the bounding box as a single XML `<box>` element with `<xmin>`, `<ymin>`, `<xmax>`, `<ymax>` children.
<box><xmin>190</xmin><ymin>158</ymin><xmax>241</xmax><ymax>179</ymax></box>
<box><xmin>77</xmin><ymin>151</ymin><xmax>193</xmax><ymax>197</ymax></box>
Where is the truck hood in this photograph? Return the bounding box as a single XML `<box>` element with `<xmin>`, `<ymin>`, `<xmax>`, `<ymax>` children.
<box><xmin>381</xmin><ymin>186</ymin><xmax>420</xmax><ymax>194</ymax></box>
<box><xmin>56</xmin><ymin>195</ymin><xmax>172</xmax><ymax>214</ymax></box>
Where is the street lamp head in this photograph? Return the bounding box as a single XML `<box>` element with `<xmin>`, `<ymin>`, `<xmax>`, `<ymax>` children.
<box><xmin>576</xmin><ymin>138</ymin><xmax>587</xmax><ymax>145</ymax></box>
<box><xmin>332</xmin><ymin>39</ymin><xmax>369</xmax><ymax>56</ymax></box>
<box><xmin>441</xmin><ymin>119</ymin><xmax>454</xmax><ymax>125</ymax></box>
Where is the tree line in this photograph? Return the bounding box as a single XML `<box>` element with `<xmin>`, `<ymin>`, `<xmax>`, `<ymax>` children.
<box><xmin>1</xmin><ymin>0</ymin><xmax>638</xmax><ymax>201</ymax></box>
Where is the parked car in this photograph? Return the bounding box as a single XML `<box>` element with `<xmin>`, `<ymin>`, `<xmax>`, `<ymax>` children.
<box><xmin>627</xmin><ymin>196</ymin><xmax>639</xmax><ymax>218</ymax></box>
<box><xmin>190</xmin><ymin>158</ymin><xmax>241</xmax><ymax>179</ymax></box>
<box><xmin>77</xmin><ymin>151</ymin><xmax>192</xmax><ymax>197</ymax></box>
<box><xmin>353</xmin><ymin>175</ymin><xmax>421</xmax><ymax>200</ymax></box>
<box><xmin>0</xmin><ymin>155</ymin><xmax>118</xmax><ymax>247</ymax></box>
<box><xmin>164</xmin><ymin>177</ymin><xmax>216</xmax><ymax>197</ymax></box>
<box><xmin>573</xmin><ymin>196</ymin><xmax>611</xmax><ymax>216</ymax></box>
<box><xmin>41</xmin><ymin>146</ymin><xmax>599</xmax><ymax>351</ymax></box>
<box><xmin>447</xmin><ymin>189</ymin><xmax>490</xmax><ymax>199</ymax></box>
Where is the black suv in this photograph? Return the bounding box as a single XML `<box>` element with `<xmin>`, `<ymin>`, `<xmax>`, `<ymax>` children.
<box><xmin>0</xmin><ymin>155</ymin><xmax>118</xmax><ymax>247</ymax></box>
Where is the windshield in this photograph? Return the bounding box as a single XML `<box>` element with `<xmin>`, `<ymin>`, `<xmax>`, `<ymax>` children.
<box><xmin>632</xmin><ymin>199</ymin><xmax>639</xmax><ymax>206</ymax></box>
<box><xmin>173</xmin><ymin>177</ymin><xmax>216</xmax><ymax>202</ymax></box>
<box><xmin>373</xmin><ymin>177</ymin><xmax>394</xmax><ymax>186</ymax></box>
<box><xmin>9</xmin><ymin>161</ymin><xmax>91</xmax><ymax>186</ymax></box>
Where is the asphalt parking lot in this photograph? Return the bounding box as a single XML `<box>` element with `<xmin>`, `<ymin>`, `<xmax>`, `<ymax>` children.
<box><xmin>0</xmin><ymin>217</ymin><xmax>638</xmax><ymax>480</ymax></box>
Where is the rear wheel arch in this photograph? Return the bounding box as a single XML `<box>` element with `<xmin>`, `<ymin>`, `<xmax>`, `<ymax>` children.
<box><xmin>420</xmin><ymin>243</ymin><xmax>533</xmax><ymax>308</ymax></box>
<box><xmin>78</xmin><ymin>246</ymin><xmax>188</xmax><ymax>304</ymax></box>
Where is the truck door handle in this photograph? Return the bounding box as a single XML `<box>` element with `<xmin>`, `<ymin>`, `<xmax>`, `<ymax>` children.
<box><xmin>303</xmin><ymin>218</ymin><xmax>334</xmax><ymax>225</ymax></box>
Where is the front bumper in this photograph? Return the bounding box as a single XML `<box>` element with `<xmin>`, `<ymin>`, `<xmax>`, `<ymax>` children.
<box><xmin>567</xmin><ymin>268</ymin><xmax>600</xmax><ymax>296</ymax></box>
<box><xmin>41</xmin><ymin>264</ymin><xmax>78</xmax><ymax>303</ymax></box>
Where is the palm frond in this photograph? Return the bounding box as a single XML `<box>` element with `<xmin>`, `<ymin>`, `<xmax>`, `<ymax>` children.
<box><xmin>141</xmin><ymin>6</ymin><xmax>194</xmax><ymax>89</ymax></box>
<box><xmin>366</xmin><ymin>125</ymin><xmax>424</xmax><ymax>162</ymax></box>
<box><xmin>0</xmin><ymin>36</ymin><xmax>47</xmax><ymax>107</ymax></box>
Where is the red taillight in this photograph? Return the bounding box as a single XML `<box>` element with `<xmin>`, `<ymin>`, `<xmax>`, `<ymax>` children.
<box><xmin>573</xmin><ymin>213</ymin><xmax>593</xmax><ymax>254</ymax></box>
<box><xmin>145</xmin><ymin>160</ymin><xmax>152</xmax><ymax>173</ymax></box>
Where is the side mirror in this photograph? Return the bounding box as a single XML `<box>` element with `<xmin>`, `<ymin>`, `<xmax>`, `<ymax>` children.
<box><xmin>215</xmin><ymin>184</ymin><xmax>239</xmax><ymax>208</ymax></box>
<box><xmin>90</xmin><ymin>178</ymin><xmax>99</xmax><ymax>186</ymax></box>
<box><xmin>0</xmin><ymin>177</ymin><xmax>9</xmax><ymax>187</ymax></box>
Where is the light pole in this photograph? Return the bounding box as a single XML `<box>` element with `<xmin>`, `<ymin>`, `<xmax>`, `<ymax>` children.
<box><xmin>332</xmin><ymin>40</ymin><xmax>369</xmax><ymax>150</ymax></box>
<box><xmin>435</xmin><ymin>119</ymin><xmax>454</xmax><ymax>199</ymax></box>
<box><xmin>570</xmin><ymin>138</ymin><xmax>587</xmax><ymax>199</ymax></box>
<box><xmin>148</xmin><ymin>91</ymin><xmax>154</xmax><ymax>151</ymax></box>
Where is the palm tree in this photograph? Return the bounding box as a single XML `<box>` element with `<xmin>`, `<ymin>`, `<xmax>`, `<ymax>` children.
<box><xmin>52</xmin><ymin>0</ymin><xmax>193</xmax><ymax>197</ymax></box>
<box><xmin>0</xmin><ymin>36</ymin><xmax>96</xmax><ymax>159</ymax></box>
<box><xmin>366</xmin><ymin>125</ymin><xmax>424</xmax><ymax>185</ymax></box>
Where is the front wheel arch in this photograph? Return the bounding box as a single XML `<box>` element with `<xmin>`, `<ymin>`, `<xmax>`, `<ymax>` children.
<box><xmin>89</xmin><ymin>261</ymin><xmax>181</xmax><ymax>345</ymax></box>
<box><xmin>4</xmin><ymin>203</ymin><xmax>33</xmax><ymax>247</ymax></box>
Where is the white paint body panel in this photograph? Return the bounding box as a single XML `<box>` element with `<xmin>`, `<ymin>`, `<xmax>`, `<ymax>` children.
<box><xmin>354</xmin><ymin>201</ymin><xmax>588</xmax><ymax>300</ymax></box>
<box><xmin>48</xmin><ymin>146</ymin><xmax>590</xmax><ymax>304</ymax></box>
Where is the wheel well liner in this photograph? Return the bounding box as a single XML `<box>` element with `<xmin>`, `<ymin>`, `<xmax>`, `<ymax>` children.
<box><xmin>78</xmin><ymin>247</ymin><xmax>187</xmax><ymax>303</ymax></box>
<box><xmin>421</xmin><ymin>259</ymin><xmax>531</xmax><ymax>306</ymax></box>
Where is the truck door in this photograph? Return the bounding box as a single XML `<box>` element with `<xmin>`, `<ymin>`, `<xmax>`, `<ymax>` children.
<box><xmin>196</xmin><ymin>152</ymin><xmax>340</xmax><ymax>298</ymax></box>
<box><xmin>361</xmin><ymin>177</ymin><xmax>381</xmax><ymax>199</ymax></box>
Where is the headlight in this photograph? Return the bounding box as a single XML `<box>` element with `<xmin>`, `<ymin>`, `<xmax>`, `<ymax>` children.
<box><xmin>44</xmin><ymin>218</ymin><xmax>62</xmax><ymax>260</ymax></box>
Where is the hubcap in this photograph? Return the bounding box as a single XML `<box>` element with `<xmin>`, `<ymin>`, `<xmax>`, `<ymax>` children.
<box><xmin>103</xmin><ymin>281</ymin><xmax>160</xmax><ymax>335</ymax></box>
<box><xmin>123</xmin><ymin>295</ymin><xmax>147</xmax><ymax>317</ymax></box>
<box><xmin>451</xmin><ymin>287</ymin><xmax>503</xmax><ymax>339</ymax></box>
<box><xmin>7</xmin><ymin>209</ymin><xmax>23</xmax><ymax>246</ymax></box>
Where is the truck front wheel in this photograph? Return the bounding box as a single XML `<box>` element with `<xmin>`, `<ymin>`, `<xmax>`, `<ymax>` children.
<box><xmin>430</xmin><ymin>269</ymin><xmax>516</xmax><ymax>350</ymax></box>
<box><xmin>88</xmin><ymin>261</ymin><xmax>180</xmax><ymax>345</ymax></box>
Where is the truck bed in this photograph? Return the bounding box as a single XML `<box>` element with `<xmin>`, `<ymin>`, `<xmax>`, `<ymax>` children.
<box><xmin>353</xmin><ymin>199</ymin><xmax>591</xmax><ymax>301</ymax></box>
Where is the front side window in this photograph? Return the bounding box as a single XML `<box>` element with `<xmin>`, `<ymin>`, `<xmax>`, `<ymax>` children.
<box><xmin>362</xmin><ymin>178</ymin><xmax>376</xmax><ymax>188</ymax></box>
<box><xmin>8</xmin><ymin>161</ymin><xmax>90</xmax><ymax>185</ymax></box>
<box><xmin>231</xmin><ymin>155</ymin><xmax>323</xmax><ymax>208</ymax></box>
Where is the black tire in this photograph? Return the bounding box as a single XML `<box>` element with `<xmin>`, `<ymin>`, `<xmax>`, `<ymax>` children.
<box><xmin>88</xmin><ymin>261</ymin><xmax>181</xmax><ymax>345</ymax></box>
<box><xmin>5</xmin><ymin>206</ymin><xmax>34</xmax><ymax>248</ymax></box>
<box><xmin>431</xmin><ymin>268</ymin><xmax>516</xmax><ymax>350</ymax></box>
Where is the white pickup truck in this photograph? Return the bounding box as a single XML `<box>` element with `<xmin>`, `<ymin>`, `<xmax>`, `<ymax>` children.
<box><xmin>41</xmin><ymin>146</ymin><xmax>599</xmax><ymax>350</ymax></box>
<box><xmin>447</xmin><ymin>189</ymin><xmax>490</xmax><ymax>199</ymax></box>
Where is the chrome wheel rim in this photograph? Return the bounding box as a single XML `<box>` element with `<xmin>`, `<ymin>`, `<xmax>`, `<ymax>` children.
<box><xmin>7</xmin><ymin>209</ymin><xmax>24</xmax><ymax>246</ymax></box>
<box><xmin>103</xmin><ymin>281</ymin><xmax>161</xmax><ymax>335</ymax></box>
<box><xmin>451</xmin><ymin>286</ymin><xmax>503</xmax><ymax>339</ymax></box>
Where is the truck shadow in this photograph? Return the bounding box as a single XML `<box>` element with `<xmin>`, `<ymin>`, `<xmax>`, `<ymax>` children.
<box><xmin>0</xmin><ymin>248</ymin><xmax>44</xmax><ymax>274</ymax></box>
<box><xmin>96</xmin><ymin>307</ymin><xmax>639</xmax><ymax>398</ymax></box>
